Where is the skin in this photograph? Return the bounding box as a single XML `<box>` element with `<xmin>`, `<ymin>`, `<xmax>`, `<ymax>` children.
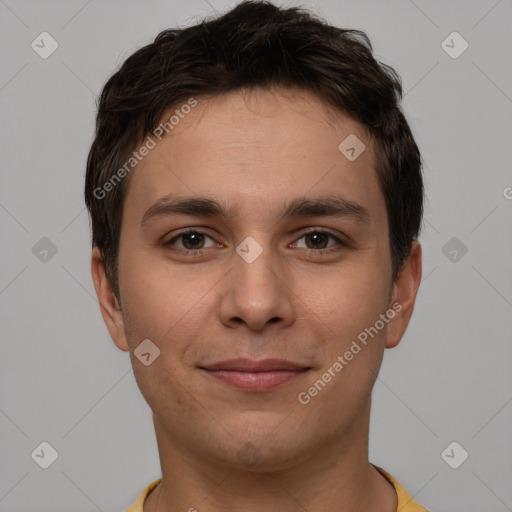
<box><xmin>91</xmin><ymin>86</ymin><xmax>422</xmax><ymax>512</ymax></box>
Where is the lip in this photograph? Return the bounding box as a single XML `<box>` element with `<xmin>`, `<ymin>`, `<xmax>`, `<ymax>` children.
<box><xmin>201</xmin><ymin>358</ymin><xmax>309</xmax><ymax>372</ymax></box>
<box><xmin>199</xmin><ymin>358</ymin><xmax>311</xmax><ymax>391</ymax></box>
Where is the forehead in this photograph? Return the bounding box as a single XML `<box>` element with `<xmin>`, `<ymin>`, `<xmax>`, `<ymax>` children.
<box><xmin>123</xmin><ymin>87</ymin><xmax>384</xmax><ymax>224</ymax></box>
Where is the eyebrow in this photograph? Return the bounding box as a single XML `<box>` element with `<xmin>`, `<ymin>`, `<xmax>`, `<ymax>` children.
<box><xmin>140</xmin><ymin>194</ymin><xmax>372</xmax><ymax>227</ymax></box>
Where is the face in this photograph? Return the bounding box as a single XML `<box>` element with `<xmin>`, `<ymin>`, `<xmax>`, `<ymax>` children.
<box><xmin>92</xmin><ymin>87</ymin><xmax>421</xmax><ymax>470</ymax></box>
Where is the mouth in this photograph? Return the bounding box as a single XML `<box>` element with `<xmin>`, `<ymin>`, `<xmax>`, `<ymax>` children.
<box><xmin>199</xmin><ymin>358</ymin><xmax>312</xmax><ymax>391</ymax></box>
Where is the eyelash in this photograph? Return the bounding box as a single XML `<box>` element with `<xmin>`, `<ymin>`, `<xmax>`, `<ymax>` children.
<box><xmin>165</xmin><ymin>228</ymin><xmax>346</xmax><ymax>257</ymax></box>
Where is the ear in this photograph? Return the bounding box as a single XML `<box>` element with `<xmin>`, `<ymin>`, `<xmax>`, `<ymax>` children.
<box><xmin>91</xmin><ymin>247</ymin><xmax>129</xmax><ymax>352</ymax></box>
<box><xmin>385</xmin><ymin>240</ymin><xmax>422</xmax><ymax>349</ymax></box>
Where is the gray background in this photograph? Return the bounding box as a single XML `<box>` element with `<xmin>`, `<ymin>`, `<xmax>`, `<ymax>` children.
<box><xmin>1</xmin><ymin>0</ymin><xmax>511</xmax><ymax>510</ymax></box>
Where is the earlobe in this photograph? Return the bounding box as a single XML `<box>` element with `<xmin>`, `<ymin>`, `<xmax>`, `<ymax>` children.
<box><xmin>385</xmin><ymin>240</ymin><xmax>422</xmax><ymax>349</ymax></box>
<box><xmin>90</xmin><ymin>247</ymin><xmax>130</xmax><ymax>352</ymax></box>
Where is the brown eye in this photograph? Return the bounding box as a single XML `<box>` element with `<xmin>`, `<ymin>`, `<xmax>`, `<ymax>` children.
<box><xmin>303</xmin><ymin>232</ymin><xmax>330</xmax><ymax>249</ymax></box>
<box><xmin>180</xmin><ymin>232</ymin><xmax>205</xmax><ymax>249</ymax></box>
<box><xmin>293</xmin><ymin>229</ymin><xmax>343</xmax><ymax>253</ymax></box>
<box><xmin>166</xmin><ymin>230</ymin><xmax>216</xmax><ymax>252</ymax></box>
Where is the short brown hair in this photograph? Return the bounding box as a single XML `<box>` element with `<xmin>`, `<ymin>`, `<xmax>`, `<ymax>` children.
<box><xmin>85</xmin><ymin>0</ymin><xmax>423</xmax><ymax>299</ymax></box>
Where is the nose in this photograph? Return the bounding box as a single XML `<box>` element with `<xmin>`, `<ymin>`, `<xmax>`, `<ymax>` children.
<box><xmin>218</xmin><ymin>241</ymin><xmax>296</xmax><ymax>332</ymax></box>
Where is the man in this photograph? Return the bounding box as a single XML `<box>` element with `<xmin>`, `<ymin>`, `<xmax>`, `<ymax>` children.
<box><xmin>85</xmin><ymin>1</ymin><xmax>426</xmax><ymax>510</ymax></box>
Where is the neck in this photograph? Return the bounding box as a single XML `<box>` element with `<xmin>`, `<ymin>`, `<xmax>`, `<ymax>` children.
<box><xmin>144</xmin><ymin>402</ymin><xmax>397</xmax><ymax>512</ymax></box>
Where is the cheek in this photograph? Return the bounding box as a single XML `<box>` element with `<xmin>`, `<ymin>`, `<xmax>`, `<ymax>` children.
<box><xmin>119</xmin><ymin>246</ymin><xmax>195</xmax><ymax>328</ymax></box>
<box><xmin>118</xmin><ymin>248</ymin><xmax>223</xmax><ymax>374</ymax></box>
<box><xmin>121</xmin><ymin>277</ymin><xmax>207</xmax><ymax>346</ymax></box>
<box><xmin>300</xmin><ymin>266</ymin><xmax>391</xmax><ymax>395</ymax></box>
<box><xmin>299</xmin><ymin>269</ymin><xmax>389</xmax><ymax>415</ymax></box>
<box><xmin>118</xmin><ymin>259</ymin><xmax>209</xmax><ymax>419</ymax></box>
<box><xmin>302</xmin><ymin>263</ymin><xmax>389</xmax><ymax>334</ymax></box>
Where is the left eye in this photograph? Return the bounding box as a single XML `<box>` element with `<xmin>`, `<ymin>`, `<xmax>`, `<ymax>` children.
<box><xmin>294</xmin><ymin>231</ymin><xmax>341</xmax><ymax>250</ymax></box>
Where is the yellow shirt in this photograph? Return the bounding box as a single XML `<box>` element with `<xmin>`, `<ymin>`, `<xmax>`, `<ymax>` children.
<box><xmin>126</xmin><ymin>466</ymin><xmax>429</xmax><ymax>511</ymax></box>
